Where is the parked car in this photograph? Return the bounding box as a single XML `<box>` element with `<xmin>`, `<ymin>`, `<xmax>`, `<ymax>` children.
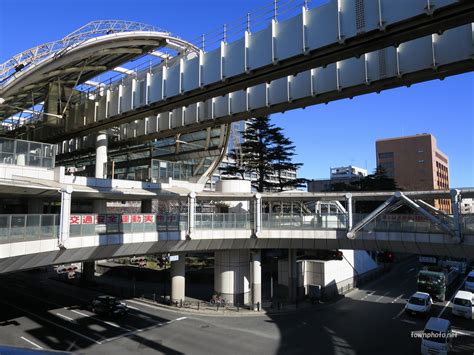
<box><xmin>91</xmin><ymin>296</ymin><xmax>128</xmax><ymax>316</ymax></box>
<box><xmin>452</xmin><ymin>290</ymin><xmax>473</xmax><ymax>320</ymax></box>
<box><xmin>464</xmin><ymin>271</ymin><xmax>474</xmax><ymax>292</ymax></box>
<box><xmin>421</xmin><ymin>317</ymin><xmax>454</xmax><ymax>355</ymax></box>
<box><xmin>405</xmin><ymin>292</ymin><xmax>432</xmax><ymax>316</ymax></box>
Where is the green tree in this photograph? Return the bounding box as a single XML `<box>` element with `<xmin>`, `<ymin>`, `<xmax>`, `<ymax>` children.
<box><xmin>221</xmin><ymin>116</ymin><xmax>303</xmax><ymax>192</ymax></box>
<box><xmin>271</xmin><ymin>129</ymin><xmax>305</xmax><ymax>191</ymax></box>
<box><xmin>355</xmin><ymin>166</ymin><xmax>398</xmax><ymax>191</ymax></box>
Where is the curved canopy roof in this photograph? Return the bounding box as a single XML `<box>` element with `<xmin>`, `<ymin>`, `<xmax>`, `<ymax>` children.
<box><xmin>0</xmin><ymin>20</ymin><xmax>198</xmax><ymax>121</ymax></box>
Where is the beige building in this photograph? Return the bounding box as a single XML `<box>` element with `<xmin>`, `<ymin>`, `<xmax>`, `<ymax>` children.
<box><xmin>376</xmin><ymin>134</ymin><xmax>451</xmax><ymax>213</ymax></box>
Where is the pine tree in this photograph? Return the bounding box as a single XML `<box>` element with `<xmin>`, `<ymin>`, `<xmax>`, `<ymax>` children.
<box><xmin>271</xmin><ymin>128</ymin><xmax>304</xmax><ymax>191</ymax></box>
<box><xmin>220</xmin><ymin>116</ymin><xmax>303</xmax><ymax>192</ymax></box>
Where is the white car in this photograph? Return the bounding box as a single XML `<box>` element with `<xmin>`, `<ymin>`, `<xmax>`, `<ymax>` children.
<box><xmin>452</xmin><ymin>290</ymin><xmax>473</xmax><ymax>320</ymax></box>
<box><xmin>421</xmin><ymin>317</ymin><xmax>454</xmax><ymax>355</ymax></box>
<box><xmin>405</xmin><ymin>292</ymin><xmax>432</xmax><ymax>316</ymax></box>
<box><xmin>464</xmin><ymin>271</ymin><xmax>474</xmax><ymax>292</ymax></box>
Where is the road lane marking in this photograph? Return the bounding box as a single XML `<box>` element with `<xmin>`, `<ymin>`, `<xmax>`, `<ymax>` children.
<box><xmin>163</xmin><ymin>317</ymin><xmax>187</xmax><ymax>325</ymax></box>
<box><xmin>375</xmin><ymin>292</ymin><xmax>390</xmax><ymax>302</ymax></box>
<box><xmin>0</xmin><ymin>299</ymin><xmax>102</xmax><ymax>345</ymax></box>
<box><xmin>437</xmin><ymin>275</ymin><xmax>469</xmax><ymax>318</ymax></box>
<box><xmin>126</xmin><ymin>305</ymin><xmax>140</xmax><ymax>310</ymax></box>
<box><xmin>101</xmin><ymin>316</ymin><xmax>187</xmax><ymax>344</ymax></box>
<box><xmin>20</xmin><ymin>336</ymin><xmax>43</xmax><ymax>350</ymax></box>
<box><xmin>361</xmin><ymin>291</ymin><xmax>375</xmax><ymax>300</ymax></box>
<box><xmin>105</xmin><ymin>321</ymin><xmax>121</xmax><ymax>328</ymax></box>
<box><xmin>68</xmin><ymin>309</ymin><xmax>136</xmax><ymax>331</ymax></box>
<box><xmin>401</xmin><ymin>319</ymin><xmax>416</xmax><ymax>325</ymax></box>
<box><xmin>406</xmin><ymin>268</ymin><xmax>415</xmax><ymax>274</ymax></box>
<box><xmin>392</xmin><ymin>307</ymin><xmax>405</xmax><ymax>320</ymax></box>
<box><xmin>453</xmin><ymin>329</ymin><xmax>473</xmax><ymax>336</ymax></box>
<box><xmin>56</xmin><ymin>313</ymin><xmax>74</xmax><ymax>321</ymax></box>
<box><xmin>392</xmin><ymin>294</ymin><xmax>404</xmax><ymax>303</ymax></box>
<box><xmin>70</xmin><ymin>309</ymin><xmax>90</xmax><ymax>317</ymax></box>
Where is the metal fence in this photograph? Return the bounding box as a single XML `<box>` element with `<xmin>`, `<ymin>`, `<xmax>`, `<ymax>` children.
<box><xmin>0</xmin><ymin>214</ymin><xmax>59</xmax><ymax>244</ymax></box>
<box><xmin>195</xmin><ymin>213</ymin><xmax>252</xmax><ymax>229</ymax></box>
<box><xmin>262</xmin><ymin>213</ymin><xmax>347</xmax><ymax>230</ymax></box>
<box><xmin>0</xmin><ymin>212</ymin><xmax>472</xmax><ymax>243</ymax></box>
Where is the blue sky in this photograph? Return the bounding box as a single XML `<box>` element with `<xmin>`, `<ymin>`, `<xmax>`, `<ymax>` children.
<box><xmin>0</xmin><ymin>0</ymin><xmax>473</xmax><ymax>187</ymax></box>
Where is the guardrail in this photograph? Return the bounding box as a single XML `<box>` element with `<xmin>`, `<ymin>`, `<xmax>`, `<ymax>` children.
<box><xmin>0</xmin><ymin>213</ymin><xmax>472</xmax><ymax>244</ymax></box>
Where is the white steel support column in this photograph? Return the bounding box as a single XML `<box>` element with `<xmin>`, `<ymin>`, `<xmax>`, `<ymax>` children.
<box><xmin>346</xmin><ymin>193</ymin><xmax>353</xmax><ymax>230</ymax></box>
<box><xmin>288</xmin><ymin>249</ymin><xmax>297</xmax><ymax>301</ymax></box>
<box><xmin>95</xmin><ymin>130</ymin><xmax>108</xmax><ymax>179</ymax></box>
<box><xmin>58</xmin><ymin>186</ymin><xmax>72</xmax><ymax>248</ymax></box>
<box><xmin>254</xmin><ymin>193</ymin><xmax>262</xmax><ymax>237</ymax></box>
<box><xmin>171</xmin><ymin>253</ymin><xmax>186</xmax><ymax>303</ymax></box>
<box><xmin>187</xmin><ymin>192</ymin><xmax>196</xmax><ymax>238</ymax></box>
<box><xmin>450</xmin><ymin>189</ymin><xmax>462</xmax><ymax>243</ymax></box>
<box><xmin>251</xmin><ymin>250</ymin><xmax>262</xmax><ymax>310</ymax></box>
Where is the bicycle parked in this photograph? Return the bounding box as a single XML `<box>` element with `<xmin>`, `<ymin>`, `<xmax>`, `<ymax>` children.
<box><xmin>209</xmin><ymin>293</ymin><xmax>226</xmax><ymax>306</ymax></box>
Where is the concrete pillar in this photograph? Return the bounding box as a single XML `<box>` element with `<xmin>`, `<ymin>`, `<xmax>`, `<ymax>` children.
<box><xmin>28</xmin><ymin>198</ymin><xmax>44</xmax><ymax>214</ymax></box>
<box><xmin>171</xmin><ymin>254</ymin><xmax>185</xmax><ymax>303</ymax></box>
<box><xmin>141</xmin><ymin>200</ymin><xmax>153</xmax><ymax>213</ymax></box>
<box><xmin>95</xmin><ymin>131</ymin><xmax>108</xmax><ymax>179</ymax></box>
<box><xmin>82</xmin><ymin>261</ymin><xmax>95</xmax><ymax>282</ymax></box>
<box><xmin>288</xmin><ymin>249</ymin><xmax>297</xmax><ymax>301</ymax></box>
<box><xmin>251</xmin><ymin>250</ymin><xmax>262</xmax><ymax>310</ymax></box>
<box><xmin>345</xmin><ymin>193</ymin><xmax>353</xmax><ymax>230</ymax></box>
<box><xmin>214</xmin><ymin>250</ymin><xmax>250</xmax><ymax>305</ymax></box>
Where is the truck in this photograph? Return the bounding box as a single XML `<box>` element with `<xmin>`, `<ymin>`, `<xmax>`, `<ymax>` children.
<box><xmin>417</xmin><ymin>266</ymin><xmax>460</xmax><ymax>302</ymax></box>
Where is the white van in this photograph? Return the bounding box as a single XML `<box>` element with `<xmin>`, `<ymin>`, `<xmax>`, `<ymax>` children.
<box><xmin>452</xmin><ymin>290</ymin><xmax>473</xmax><ymax>319</ymax></box>
<box><xmin>464</xmin><ymin>271</ymin><xmax>474</xmax><ymax>292</ymax></box>
<box><xmin>421</xmin><ymin>317</ymin><xmax>453</xmax><ymax>355</ymax></box>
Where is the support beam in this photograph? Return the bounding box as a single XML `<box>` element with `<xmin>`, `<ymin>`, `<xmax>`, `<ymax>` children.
<box><xmin>254</xmin><ymin>193</ymin><xmax>262</xmax><ymax>237</ymax></box>
<box><xmin>58</xmin><ymin>186</ymin><xmax>72</xmax><ymax>248</ymax></box>
<box><xmin>345</xmin><ymin>193</ymin><xmax>353</xmax><ymax>230</ymax></box>
<box><xmin>450</xmin><ymin>189</ymin><xmax>462</xmax><ymax>244</ymax></box>
<box><xmin>347</xmin><ymin>194</ymin><xmax>398</xmax><ymax>239</ymax></box>
<box><xmin>187</xmin><ymin>192</ymin><xmax>196</xmax><ymax>238</ymax></box>
<box><xmin>95</xmin><ymin>130</ymin><xmax>107</xmax><ymax>179</ymax></box>
<box><xmin>81</xmin><ymin>261</ymin><xmax>95</xmax><ymax>282</ymax></box>
<box><xmin>214</xmin><ymin>250</ymin><xmax>250</xmax><ymax>305</ymax></box>
<box><xmin>288</xmin><ymin>249</ymin><xmax>297</xmax><ymax>302</ymax></box>
<box><xmin>251</xmin><ymin>250</ymin><xmax>262</xmax><ymax>311</ymax></box>
<box><xmin>347</xmin><ymin>191</ymin><xmax>458</xmax><ymax>240</ymax></box>
<box><xmin>170</xmin><ymin>253</ymin><xmax>185</xmax><ymax>303</ymax></box>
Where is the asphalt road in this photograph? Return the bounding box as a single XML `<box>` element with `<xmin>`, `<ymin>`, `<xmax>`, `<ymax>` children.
<box><xmin>0</xmin><ymin>259</ymin><xmax>472</xmax><ymax>355</ymax></box>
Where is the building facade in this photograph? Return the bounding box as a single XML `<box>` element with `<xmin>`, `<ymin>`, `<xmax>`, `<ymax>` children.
<box><xmin>376</xmin><ymin>134</ymin><xmax>451</xmax><ymax>212</ymax></box>
<box><xmin>308</xmin><ymin>165</ymin><xmax>368</xmax><ymax>192</ymax></box>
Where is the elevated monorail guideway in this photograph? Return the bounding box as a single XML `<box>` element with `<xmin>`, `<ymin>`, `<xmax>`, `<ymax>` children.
<box><xmin>53</xmin><ymin>21</ymin><xmax>473</xmax><ymax>157</ymax></box>
<box><xmin>10</xmin><ymin>0</ymin><xmax>470</xmax><ymax>142</ymax></box>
